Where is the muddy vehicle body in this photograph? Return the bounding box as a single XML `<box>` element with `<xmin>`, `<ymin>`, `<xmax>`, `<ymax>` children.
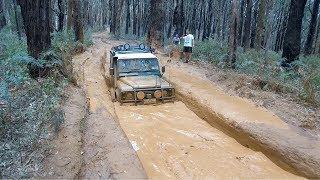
<box><xmin>109</xmin><ymin>44</ymin><xmax>175</xmax><ymax>105</ymax></box>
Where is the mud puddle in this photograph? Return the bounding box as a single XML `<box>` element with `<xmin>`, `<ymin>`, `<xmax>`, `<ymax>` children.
<box><xmin>114</xmin><ymin>101</ymin><xmax>300</xmax><ymax>179</ymax></box>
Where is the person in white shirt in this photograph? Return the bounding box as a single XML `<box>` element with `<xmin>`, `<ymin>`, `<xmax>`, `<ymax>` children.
<box><xmin>182</xmin><ymin>30</ymin><xmax>194</xmax><ymax>63</ymax></box>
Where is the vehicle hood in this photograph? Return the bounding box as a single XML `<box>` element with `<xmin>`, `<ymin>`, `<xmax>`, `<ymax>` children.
<box><xmin>118</xmin><ymin>75</ymin><xmax>172</xmax><ymax>90</ymax></box>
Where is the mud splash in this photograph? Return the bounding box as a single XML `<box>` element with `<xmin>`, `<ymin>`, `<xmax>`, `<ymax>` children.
<box><xmin>114</xmin><ymin>102</ymin><xmax>300</xmax><ymax>179</ymax></box>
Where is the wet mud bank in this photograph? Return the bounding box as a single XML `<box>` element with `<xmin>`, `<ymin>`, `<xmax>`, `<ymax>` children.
<box><xmin>162</xmin><ymin>63</ymin><xmax>320</xmax><ymax>178</ymax></box>
<box><xmin>43</xmin><ymin>86</ymin><xmax>87</xmax><ymax>178</ymax></box>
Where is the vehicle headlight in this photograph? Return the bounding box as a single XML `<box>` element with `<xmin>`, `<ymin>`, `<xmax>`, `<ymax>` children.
<box><xmin>137</xmin><ymin>91</ymin><xmax>145</xmax><ymax>100</ymax></box>
<box><xmin>154</xmin><ymin>90</ymin><xmax>162</xmax><ymax>99</ymax></box>
<box><xmin>126</xmin><ymin>92</ymin><xmax>133</xmax><ymax>100</ymax></box>
<box><xmin>122</xmin><ymin>92</ymin><xmax>134</xmax><ymax>100</ymax></box>
<box><xmin>162</xmin><ymin>90</ymin><xmax>168</xmax><ymax>97</ymax></box>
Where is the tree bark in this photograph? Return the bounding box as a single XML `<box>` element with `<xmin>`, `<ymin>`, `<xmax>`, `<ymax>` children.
<box><xmin>282</xmin><ymin>0</ymin><xmax>307</xmax><ymax>63</ymax></box>
<box><xmin>147</xmin><ymin>0</ymin><xmax>164</xmax><ymax>48</ymax></box>
<box><xmin>0</xmin><ymin>0</ymin><xmax>6</xmax><ymax>29</ymax></box>
<box><xmin>125</xmin><ymin>0</ymin><xmax>130</xmax><ymax>34</ymax></box>
<box><xmin>18</xmin><ymin>0</ymin><xmax>52</xmax><ymax>77</ymax></box>
<box><xmin>303</xmin><ymin>0</ymin><xmax>320</xmax><ymax>55</ymax></box>
<box><xmin>112</xmin><ymin>0</ymin><xmax>124</xmax><ymax>37</ymax></box>
<box><xmin>67</xmin><ymin>0</ymin><xmax>74</xmax><ymax>30</ymax></box>
<box><xmin>12</xmin><ymin>0</ymin><xmax>22</xmax><ymax>38</ymax></box>
<box><xmin>238</xmin><ymin>0</ymin><xmax>245</xmax><ymax>46</ymax></box>
<box><xmin>132</xmin><ymin>0</ymin><xmax>137</xmax><ymax>35</ymax></box>
<box><xmin>242</xmin><ymin>0</ymin><xmax>252</xmax><ymax>50</ymax></box>
<box><xmin>57</xmin><ymin>0</ymin><xmax>64</xmax><ymax>31</ymax></box>
<box><xmin>255</xmin><ymin>0</ymin><xmax>266</xmax><ymax>50</ymax></box>
<box><xmin>73</xmin><ymin>0</ymin><xmax>83</xmax><ymax>43</ymax></box>
<box><xmin>250</xmin><ymin>2</ymin><xmax>258</xmax><ymax>48</ymax></box>
<box><xmin>228</xmin><ymin>0</ymin><xmax>238</xmax><ymax>69</ymax></box>
<box><xmin>173</xmin><ymin>0</ymin><xmax>184</xmax><ymax>36</ymax></box>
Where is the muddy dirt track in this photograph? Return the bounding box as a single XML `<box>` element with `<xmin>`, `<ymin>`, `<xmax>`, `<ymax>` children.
<box><xmin>44</xmin><ymin>33</ymin><xmax>318</xmax><ymax>179</ymax></box>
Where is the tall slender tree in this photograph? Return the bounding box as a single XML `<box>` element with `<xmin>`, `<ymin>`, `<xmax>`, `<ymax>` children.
<box><xmin>282</xmin><ymin>0</ymin><xmax>307</xmax><ymax>63</ymax></box>
<box><xmin>67</xmin><ymin>0</ymin><xmax>74</xmax><ymax>30</ymax></box>
<box><xmin>255</xmin><ymin>0</ymin><xmax>266</xmax><ymax>50</ymax></box>
<box><xmin>111</xmin><ymin>0</ymin><xmax>124</xmax><ymax>37</ymax></box>
<box><xmin>18</xmin><ymin>0</ymin><xmax>52</xmax><ymax>77</ymax></box>
<box><xmin>304</xmin><ymin>0</ymin><xmax>320</xmax><ymax>55</ymax></box>
<box><xmin>238</xmin><ymin>0</ymin><xmax>245</xmax><ymax>46</ymax></box>
<box><xmin>12</xmin><ymin>0</ymin><xmax>22</xmax><ymax>38</ymax></box>
<box><xmin>57</xmin><ymin>0</ymin><xmax>65</xmax><ymax>31</ymax></box>
<box><xmin>147</xmin><ymin>0</ymin><xmax>164</xmax><ymax>48</ymax></box>
<box><xmin>73</xmin><ymin>0</ymin><xmax>83</xmax><ymax>42</ymax></box>
<box><xmin>125</xmin><ymin>0</ymin><xmax>130</xmax><ymax>34</ymax></box>
<box><xmin>173</xmin><ymin>0</ymin><xmax>184</xmax><ymax>36</ymax></box>
<box><xmin>228</xmin><ymin>0</ymin><xmax>238</xmax><ymax>69</ymax></box>
<box><xmin>242</xmin><ymin>0</ymin><xmax>252</xmax><ymax>50</ymax></box>
<box><xmin>0</xmin><ymin>0</ymin><xmax>6</xmax><ymax>29</ymax></box>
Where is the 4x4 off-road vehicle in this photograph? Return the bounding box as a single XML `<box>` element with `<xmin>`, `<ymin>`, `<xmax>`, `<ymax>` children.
<box><xmin>109</xmin><ymin>44</ymin><xmax>175</xmax><ymax>105</ymax></box>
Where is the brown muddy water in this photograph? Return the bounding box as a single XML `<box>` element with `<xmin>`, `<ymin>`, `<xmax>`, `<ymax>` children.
<box><xmin>114</xmin><ymin>102</ymin><xmax>300</xmax><ymax>179</ymax></box>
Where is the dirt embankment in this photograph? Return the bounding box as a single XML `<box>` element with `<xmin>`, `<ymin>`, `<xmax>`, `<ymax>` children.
<box><xmin>42</xmin><ymin>86</ymin><xmax>86</xmax><ymax>178</ymax></box>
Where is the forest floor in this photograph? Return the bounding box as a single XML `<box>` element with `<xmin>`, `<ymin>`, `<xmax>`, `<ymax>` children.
<box><xmin>42</xmin><ymin>32</ymin><xmax>319</xmax><ymax>179</ymax></box>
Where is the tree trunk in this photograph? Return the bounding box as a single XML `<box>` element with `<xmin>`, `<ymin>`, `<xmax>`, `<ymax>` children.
<box><xmin>314</xmin><ymin>14</ymin><xmax>320</xmax><ymax>54</ymax></box>
<box><xmin>18</xmin><ymin>0</ymin><xmax>52</xmax><ymax>77</ymax></box>
<box><xmin>147</xmin><ymin>0</ymin><xmax>164</xmax><ymax>48</ymax></box>
<box><xmin>132</xmin><ymin>0</ymin><xmax>137</xmax><ymax>35</ymax></box>
<box><xmin>125</xmin><ymin>0</ymin><xmax>130</xmax><ymax>34</ymax></box>
<box><xmin>303</xmin><ymin>0</ymin><xmax>320</xmax><ymax>55</ymax></box>
<box><xmin>57</xmin><ymin>0</ymin><xmax>64</xmax><ymax>31</ymax></box>
<box><xmin>282</xmin><ymin>0</ymin><xmax>307</xmax><ymax>63</ymax></box>
<box><xmin>67</xmin><ymin>0</ymin><xmax>74</xmax><ymax>30</ymax></box>
<box><xmin>238</xmin><ymin>0</ymin><xmax>245</xmax><ymax>46</ymax></box>
<box><xmin>242</xmin><ymin>0</ymin><xmax>252</xmax><ymax>50</ymax></box>
<box><xmin>173</xmin><ymin>0</ymin><xmax>184</xmax><ymax>36</ymax></box>
<box><xmin>73</xmin><ymin>0</ymin><xmax>83</xmax><ymax>43</ymax></box>
<box><xmin>12</xmin><ymin>0</ymin><xmax>22</xmax><ymax>38</ymax></box>
<box><xmin>250</xmin><ymin>2</ymin><xmax>258</xmax><ymax>48</ymax></box>
<box><xmin>0</xmin><ymin>0</ymin><xmax>6</xmax><ymax>29</ymax></box>
<box><xmin>255</xmin><ymin>0</ymin><xmax>266</xmax><ymax>50</ymax></box>
<box><xmin>228</xmin><ymin>0</ymin><xmax>238</xmax><ymax>69</ymax></box>
<box><xmin>112</xmin><ymin>0</ymin><xmax>124</xmax><ymax>37</ymax></box>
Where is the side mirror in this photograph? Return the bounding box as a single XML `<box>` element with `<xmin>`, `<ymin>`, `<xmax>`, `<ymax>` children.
<box><xmin>110</xmin><ymin>68</ymin><xmax>114</xmax><ymax>76</ymax></box>
<box><xmin>161</xmin><ymin>66</ymin><xmax>166</xmax><ymax>73</ymax></box>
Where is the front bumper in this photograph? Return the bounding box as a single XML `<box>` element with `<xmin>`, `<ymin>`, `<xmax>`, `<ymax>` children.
<box><xmin>119</xmin><ymin>87</ymin><xmax>175</xmax><ymax>105</ymax></box>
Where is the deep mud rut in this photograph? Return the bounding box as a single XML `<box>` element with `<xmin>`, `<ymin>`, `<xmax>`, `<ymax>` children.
<box><xmin>115</xmin><ymin>102</ymin><xmax>298</xmax><ymax>178</ymax></box>
<box><xmin>45</xmin><ymin>33</ymin><xmax>304</xmax><ymax>179</ymax></box>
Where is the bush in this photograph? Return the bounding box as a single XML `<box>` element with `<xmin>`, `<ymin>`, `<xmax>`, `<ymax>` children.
<box><xmin>192</xmin><ymin>40</ymin><xmax>320</xmax><ymax>105</ymax></box>
<box><xmin>0</xmin><ymin>28</ymin><xmax>71</xmax><ymax>178</ymax></box>
<box><xmin>193</xmin><ymin>39</ymin><xmax>228</xmax><ymax>64</ymax></box>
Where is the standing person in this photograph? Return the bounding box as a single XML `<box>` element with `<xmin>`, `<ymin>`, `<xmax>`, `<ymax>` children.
<box><xmin>172</xmin><ymin>34</ymin><xmax>180</xmax><ymax>45</ymax></box>
<box><xmin>182</xmin><ymin>30</ymin><xmax>194</xmax><ymax>63</ymax></box>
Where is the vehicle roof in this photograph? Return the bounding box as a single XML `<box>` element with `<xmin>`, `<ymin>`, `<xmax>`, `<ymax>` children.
<box><xmin>115</xmin><ymin>53</ymin><xmax>157</xmax><ymax>60</ymax></box>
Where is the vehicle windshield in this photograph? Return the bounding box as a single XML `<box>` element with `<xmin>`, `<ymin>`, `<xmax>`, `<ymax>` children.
<box><xmin>117</xmin><ymin>58</ymin><xmax>160</xmax><ymax>77</ymax></box>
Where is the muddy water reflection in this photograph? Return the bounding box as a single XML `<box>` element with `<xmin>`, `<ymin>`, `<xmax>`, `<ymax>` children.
<box><xmin>114</xmin><ymin>101</ymin><xmax>299</xmax><ymax>179</ymax></box>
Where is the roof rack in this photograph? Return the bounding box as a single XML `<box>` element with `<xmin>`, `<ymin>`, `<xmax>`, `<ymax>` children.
<box><xmin>110</xmin><ymin>44</ymin><xmax>155</xmax><ymax>56</ymax></box>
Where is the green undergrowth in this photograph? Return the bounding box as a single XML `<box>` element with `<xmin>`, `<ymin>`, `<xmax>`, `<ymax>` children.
<box><xmin>193</xmin><ymin>39</ymin><xmax>320</xmax><ymax>105</ymax></box>
<box><xmin>0</xmin><ymin>27</ymin><xmax>92</xmax><ymax>178</ymax></box>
